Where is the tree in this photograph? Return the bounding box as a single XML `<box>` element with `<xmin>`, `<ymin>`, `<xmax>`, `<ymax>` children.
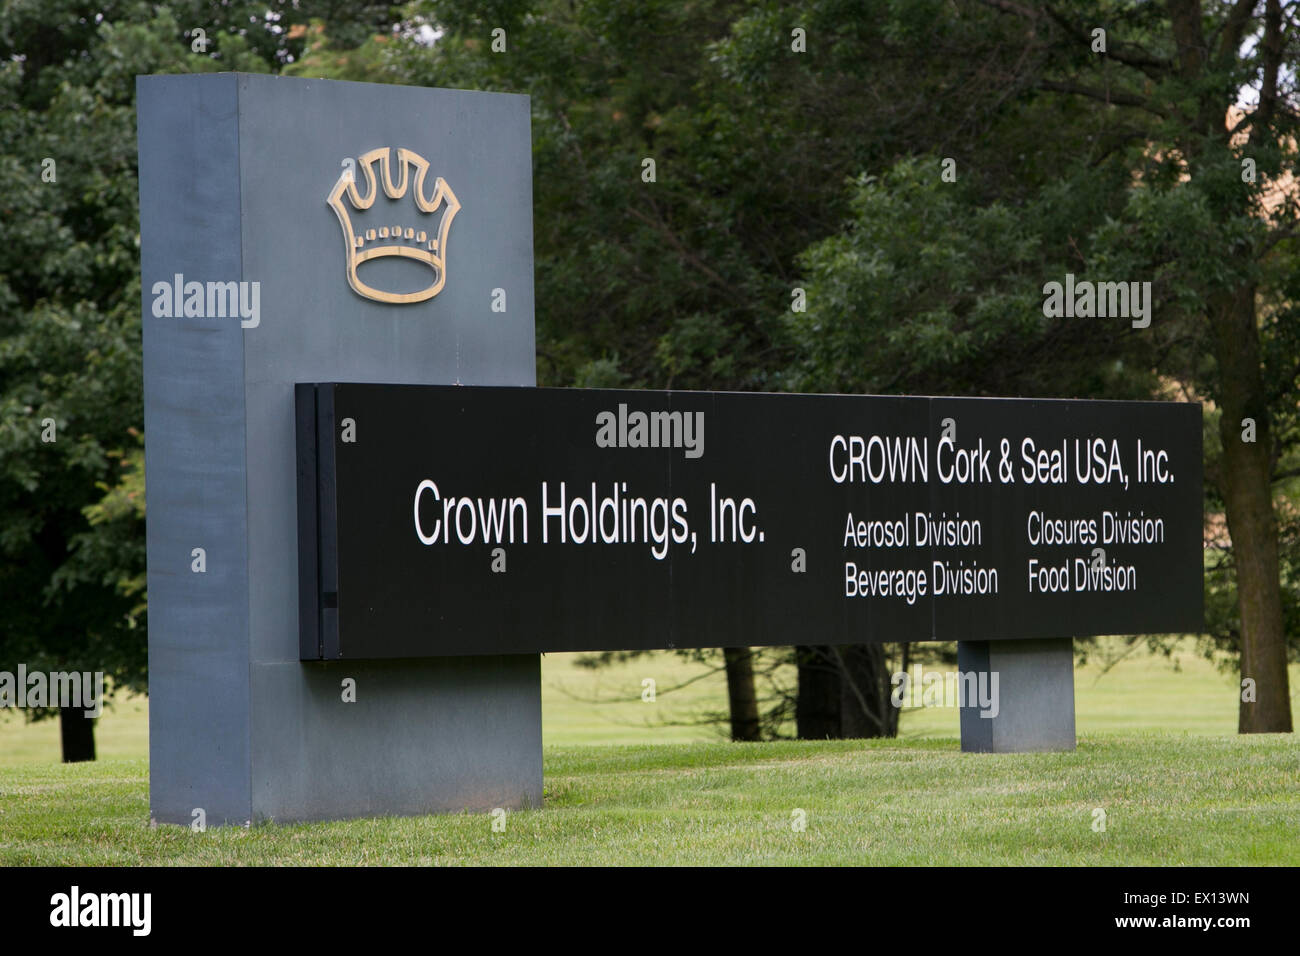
<box><xmin>788</xmin><ymin>0</ymin><xmax>1297</xmax><ymax>732</ymax></box>
<box><xmin>972</xmin><ymin>0</ymin><xmax>1297</xmax><ymax>732</ymax></box>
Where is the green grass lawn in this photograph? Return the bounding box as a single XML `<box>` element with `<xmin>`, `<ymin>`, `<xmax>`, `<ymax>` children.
<box><xmin>0</xmin><ymin>639</ymin><xmax>1296</xmax><ymax>865</ymax></box>
<box><xmin>1</xmin><ymin>735</ymin><xmax>1295</xmax><ymax>865</ymax></box>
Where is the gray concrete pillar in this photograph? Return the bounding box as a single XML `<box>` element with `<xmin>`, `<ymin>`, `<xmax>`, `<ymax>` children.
<box><xmin>958</xmin><ymin>638</ymin><xmax>1076</xmax><ymax>752</ymax></box>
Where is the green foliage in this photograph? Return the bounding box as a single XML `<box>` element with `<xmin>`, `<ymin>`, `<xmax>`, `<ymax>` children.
<box><xmin>405</xmin><ymin>0</ymin><xmax>1006</xmax><ymax>390</ymax></box>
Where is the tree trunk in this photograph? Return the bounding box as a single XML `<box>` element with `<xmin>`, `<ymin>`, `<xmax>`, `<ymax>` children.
<box><xmin>796</xmin><ymin>644</ymin><xmax>901</xmax><ymax>739</ymax></box>
<box><xmin>722</xmin><ymin>647</ymin><xmax>761</xmax><ymax>740</ymax></box>
<box><xmin>837</xmin><ymin>644</ymin><xmax>896</xmax><ymax>738</ymax></box>
<box><xmin>795</xmin><ymin>645</ymin><xmax>841</xmax><ymax>738</ymax></box>
<box><xmin>59</xmin><ymin>707</ymin><xmax>96</xmax><ymax>762</ymax></box>
<box><xmin>1211</xmin><ymin>283</ymin><xmax>1293</xmax><ymax>733</ymax></box>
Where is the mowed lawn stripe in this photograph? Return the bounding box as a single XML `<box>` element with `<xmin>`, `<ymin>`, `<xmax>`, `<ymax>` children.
<box><xmin>1</xmin><ymin>735</ymin><xmax>1295</xmax><ymax>865</ymax></box>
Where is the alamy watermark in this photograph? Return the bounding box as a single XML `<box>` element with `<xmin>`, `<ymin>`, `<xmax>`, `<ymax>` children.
<box><xmin>890</xmin><ymin>664</ymin><xmax>1000</xmax><ymax>718</ymax></box>
<box><xmin>1042</xmin><ymin>274</ymin><xmax>1151</xmax><ymax>329</ymax></box>
<box><xmin>50</xmin><ymin>886</ymin><xmax>150</xmax><ymax>936</ymax></box>
<box><xmin>150</xmin><ymin>273</ymin><xmax>260</xmax><ymax>328</ymax></box>
<box><xmin>0</xmin><ymin>665</ymin><xmax>104</xmax><ymax>717</ymax></box>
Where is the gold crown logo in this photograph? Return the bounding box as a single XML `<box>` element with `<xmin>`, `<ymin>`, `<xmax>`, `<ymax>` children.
<box><xmin>326</xmin><ymin>147</ymin><xmax>461</xmax><ymax>304</ymax></box>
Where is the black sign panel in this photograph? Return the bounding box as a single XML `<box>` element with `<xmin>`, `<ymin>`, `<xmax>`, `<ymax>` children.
<box><xmin>295</xmin><ymin>384</ymin><xmax>1203</xmax><ymax>660</ymax></box>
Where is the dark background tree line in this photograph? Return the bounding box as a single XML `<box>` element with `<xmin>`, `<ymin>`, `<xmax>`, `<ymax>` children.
<box><xmin>0</xmin><ymin>0</ymin><xmax>1294</xmax><ymax>759</ymax></box>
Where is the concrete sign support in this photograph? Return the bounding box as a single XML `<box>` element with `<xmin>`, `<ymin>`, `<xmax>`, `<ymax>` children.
<box><xmin>958</xmin><ymin>639</ymin><xmax>1077</xmax><ymax>752</ymax></box>
<box><xmin>138</xmin><ymin>74</ymin><xmax>540</xmax><ymax>824</ymax></box>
